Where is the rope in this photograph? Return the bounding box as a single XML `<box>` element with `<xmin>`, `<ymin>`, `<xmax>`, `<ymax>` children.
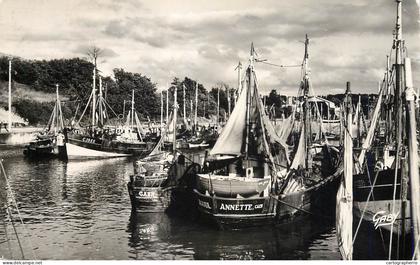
<box><xmin>270</xmin><ymin>195</ymin><xmax>333</xmax><ymax>220</ymax></box>
<box><xmin>1</xmin><ymin>160</ymin><xmax>37</xmax><ymax>259</ymax></box>
<box><xmin>256</xmin><ymin>60</ymin><xmax>302</xmax><ymax>68</ymax></box>
<box><xmin>5</xmin><ymin>206</ymin><xmax>24</xmax><ymax>259</ymax></box>
<box><xmin>76</xmin><ymin>89</ymin><xmax>93</xmax><ymax>126</ymax></box>
<box><xmin>413</xmin><ymin>235</ymin><xmax>420</xmax><ymax>260</ymax></box>
<box><xmin>389</xmin><ymin>130</ymin><xmax>402</xmax><ymax>259</ymax></box>
<box><xmin>2</xmin><ymin>211</ymin><xmax>13</xmax><ymax>259</ymax></box>
<box><xmin>352</xmin><ymin>163</ymin><xmax>381</xmax><ymax>246</ymax></box>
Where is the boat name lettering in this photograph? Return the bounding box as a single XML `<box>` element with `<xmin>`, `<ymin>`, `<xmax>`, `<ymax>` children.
<box><xmin>138</xmin><ymin>191</ymin><xmax>157</xmax><ymax>198</ymax></box>
<box><xmin>219</xmin><ymin>203</ymin><xmax>263</xmax><ymax>211</ymax></box>
<box><xmin>372</xmin><ymin>210</ymin><xmax>399</xmax><ymax>230</ymax></box>
<box><xmin>198</xmin><ymin>200</ymin><xmax>211</xmax><ymax>209</ymax></box>
<box><xmin>82</xmin><ymin>137</ymin><xmax>96</xmax><ymax>144</ymax></box>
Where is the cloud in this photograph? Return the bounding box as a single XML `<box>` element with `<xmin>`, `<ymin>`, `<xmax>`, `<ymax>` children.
<box><xmin>0</xmin><ymin>0</ymin><xmax>418</xmax><ymax>95</ymax></box>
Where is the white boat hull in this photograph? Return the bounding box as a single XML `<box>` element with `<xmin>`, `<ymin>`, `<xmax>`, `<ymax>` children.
<box><xmin>65</xmin><ymin>142</ymin><xmax>131</xmax><ymax>159</ymax></box>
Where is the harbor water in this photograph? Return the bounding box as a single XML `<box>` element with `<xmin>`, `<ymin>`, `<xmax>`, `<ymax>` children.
<box><xmin>0</xmin><ymin>146</ymin><xmax>340</xmax><ymax>260</ymax></box>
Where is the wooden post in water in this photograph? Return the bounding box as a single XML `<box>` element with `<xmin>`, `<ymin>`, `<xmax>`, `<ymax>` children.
<box><xmin>404</xmin><ymin>57</ymin><xmax>420</xmax><ymax>259</ymax></box>
<box><xmin>8</xmin><ymin>59</ymin><xmax>12</xmax><ymax>132</ymax></box>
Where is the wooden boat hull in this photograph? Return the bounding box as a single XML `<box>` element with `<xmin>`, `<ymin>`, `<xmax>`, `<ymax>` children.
<box><xmin>352</xmin><ymin>212</ymin><xmax>413</xmax><ymax>260</ymax></box>
<box><xmin>194</xmin><ymin>191</ymin><xmax>277</xmax><ymax>228</ymax></box>
<box><xmin>128</xmin><ymin>183</ymin><xmax>174</xmax><ymax>213</ymax></box>
<box><xmin>197</xmin><ymin>174</ymin><xmax>270</xmax><ymax>198</ymax></box>
<box><xmin>128</xmin><ymin>151</ymin><xmax>205</xmax><ymax>213</ymax></box>
<box><xmin>23</xmin><ymin>136</ymin><xmax>59</xmax><ymax>158</ymax></box>
<box><xmin>353</xmin><ymin>168</ymin><xmax>414</xmax><ymax>259</ymax></box>
<box><xmin>65</xmin><ymin>133</ymin><xmax>153</xmax><ymax>159</ymax></box>
<box><xmin>65</xmin><ymin>141</ymin><xmax>132</xmax><ymax>159</ymax></box>
<box><xmin>23</xmin><ymin>145</ymin><xmax>56</xmax><ymax>158</ymax></box>
<box><xmin>194</xmin><ymin>167</ymin><xmax>341</xmax><ymax>229</ymax></box>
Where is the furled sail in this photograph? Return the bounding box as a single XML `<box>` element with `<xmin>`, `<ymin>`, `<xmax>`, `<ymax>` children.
<box><xmin>290</xmin><ymin>124</ymin><xmax>305</xmax><ymax>170</ymax></box>
<box><xmin>352</xmin><ymin>95</ymin><xmax>364</xmax><ymax>137</ymax></box>
<box><xmin>134</xmin><ymin>111</ymin><xmax>145</xmax><ymax>137</ymax></box>
<box><xmin>258</xmin><ymin>93</ymin><xmax>289</xmax><ymax>168</ymax></box>
<box><xmin>165</xmin><ymin>112</ymin><xmax>176</xmax><ymax>142</ymax></box>
<box><xmin>356</xmin><ymin>86</ymin><xmax>384</xmax><ymax>173</ymax></box>
<box><xmin>209</xmin><ymin>81</ymin><xmax>247</xmax><ymax>156</ymax></box>
<box><xmin>278</xmin><ymin>109</ymin><xmax>295</xmax><ymax>143</ymax></box>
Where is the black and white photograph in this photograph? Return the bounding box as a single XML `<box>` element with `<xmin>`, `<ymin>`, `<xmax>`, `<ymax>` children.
<box><xmin>0</xmin><ymin>0</ymin><xmax>420</xmax><ymax>262</ymax></box>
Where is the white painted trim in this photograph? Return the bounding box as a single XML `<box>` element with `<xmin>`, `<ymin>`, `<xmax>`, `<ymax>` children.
<box><xmin>66</xmin><ymin>142</ymin><xmax>131</xmax><ymax>159</ymax></box>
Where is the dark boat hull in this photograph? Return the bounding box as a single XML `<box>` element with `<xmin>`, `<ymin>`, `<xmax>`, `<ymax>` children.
<box><xmin>128</xmin><ymin>183</ymin><xmax>174</xmax><ymax>212</ymax></box>
<box><xmin>128</xmin><ymin>151</ymin><xmax>206</xmax><ymax>213</ymax></box>
<box><xmin>352</xmin><ymin>213</ymin><xmax>413</xmax><ymax>260</ymax></box>
<box><xmin>194</xmin><ymin>171</ymin><xmax>340</xmax><ymax>229</ymax></box>
<box><xmin>195</xmin><ymin>192</ymin><xmax>277</xmax><ymax>228</ymax></box>
<box><xmin>23</xmin><ymin>146</ymin><xmax>56</xmax><ymax>158</ymax></box>
<box><xmin>24</xmin><ymin>136</ymin><xmax>58</xmax><ymax>158</ymax></box>
<box><xmin>353</xmin><ymin>168</ymin><xmax>415</xmax><ymax>259</ymax></box>
<box><xmin>65</xmin><ymin>133</ymin><xmax>153</xmax><ymax>159</ymax></box>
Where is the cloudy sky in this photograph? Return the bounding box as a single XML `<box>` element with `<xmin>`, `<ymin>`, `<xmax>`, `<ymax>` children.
<box><xmin>0</xmin><ymin>0</ymin><xmax>419</xmax><ymax>95</ymax></box>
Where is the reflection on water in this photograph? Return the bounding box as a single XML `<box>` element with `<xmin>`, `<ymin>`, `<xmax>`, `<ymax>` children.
<box><xmin>0</xmin><ymin>147</ymin><xmax>340</xmax><ymax>260</ymax></box>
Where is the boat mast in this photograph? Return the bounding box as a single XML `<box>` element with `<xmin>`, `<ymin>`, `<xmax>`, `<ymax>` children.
<box><xmin>404</xmin><ymin>57</ymin><xmax>420</xmax><ymax>259</ymax></box>
<box><xmin>190</xmin><ymin>99</ymin><xmax>193</xmax><ymax>120</ymax></box>
<box><xmin>207</xmin><ymin>93</ymin><xmax>210</xmax><ymax>119</ymax></box>
<box><xmin>166</xmin><ymin>84</ymin><xmax>169</xmax><ymax>124</ymax></box>
<box><xmin>302</xmin><ymin>34</ymin><xmax>311</xmax><ymax>171</ymax></box>
<box><xmin>8</xmin><ymin>59</ymin><xmax>12</xmax><ymax>132</ymax></box>
<box><xmin>245</xmin><ymin>43</ymin><xmax>254</xmax><ymax>161</ymax></box>
<box><xmin>337</xmin><ymin>81</ymin><xmax>353</xmax><ymax>260</ymax></box>
<box><xmin>386</xmin><ymin>55</ymin><xmax>391</xmax><ymax>144</ymax></box>
<box><xmin>99</xmin><ymin>77</ymin><xmax>103</xmax><ymax>126</ymax></box>
<box><xmin>217</xmin><ymin>87</ymin><xmax>220</xmax><ymax>125</ymax></box>
<box><xmin>235</xmin><ymin>61</ymin><xmax>242</xmax><ymax>104</ymax></box>
<box><xmin>227</xmin><ymin>88</ymin><xmax>231</xmax><ymax>116</ymax></box>
<box><xmin>131</xmin><ymin>89</ymin><xmax>135</xmax><ymax>129</ymax></box>
<box><xmin>389</xmin><ymin>0</ymin><xmax>407</xmax><ymax>258</ymax></box>
<box><xmin>160</xmin><ymin>90</ymin><xmax>163</xmax><ymax>135</ymax></box>
<box><xmin>173</xmin><ymin>86</ymin><xmax>177</xmax><ymax>153</ymax></box>
<box><xmin>55</xmin><ymin>84</ymin><xmax>59</xmax><ymax>134</ymax></box>
<box><xmin>183</xmin><ymin>84</ymin><xmax>186</xmax><ymax>122</ymax></box>
<box><xmin>92</xmin><ymin>66</ymin><xmax>96</xmax><ymax>127</ymax></box>
<box><xmin>394</xmin><ymin>0</ymin><xmax>403</xmax><ymax>146</ymax></box>
<box><xmin>194</xmin><ymin>82</ymin><xmax>198</xmax><ymax>128</ymax></box>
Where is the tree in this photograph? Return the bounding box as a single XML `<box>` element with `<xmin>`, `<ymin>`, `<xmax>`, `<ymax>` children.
<box><xmin>110</xmin><ymin>68</ymin><xmax>159</xmax><ymax>119</ymax></box>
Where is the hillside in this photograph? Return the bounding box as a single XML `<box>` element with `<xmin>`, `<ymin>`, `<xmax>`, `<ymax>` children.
<box><xmin>0</xmin><ymin>81</ymin><xmax>61</xmax><ymax>106</ymax></box>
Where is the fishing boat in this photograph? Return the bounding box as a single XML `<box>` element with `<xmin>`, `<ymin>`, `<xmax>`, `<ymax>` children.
<box><xmin>194</xmin><ymin>40</ymin><xmax>342</xmax><ymax>228</ymax></box>
<box><xmin>64</xmin><ymin>68</ymin><xmax>154</xmax><ymax>160</ymax></box>
<box><xmin>336</xmin><ymin>0</ymin><xmax>420</xmax><ymax>259</ymax></box>
<box><xmin>23</xmin><ymin>85</ymin><xmax>66</xmax><ymax>158</ymax></box>
<box><xmin>128</xmin><ymin>88</ymin><xmax>204</xmax><ymax>213</ymax></box>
